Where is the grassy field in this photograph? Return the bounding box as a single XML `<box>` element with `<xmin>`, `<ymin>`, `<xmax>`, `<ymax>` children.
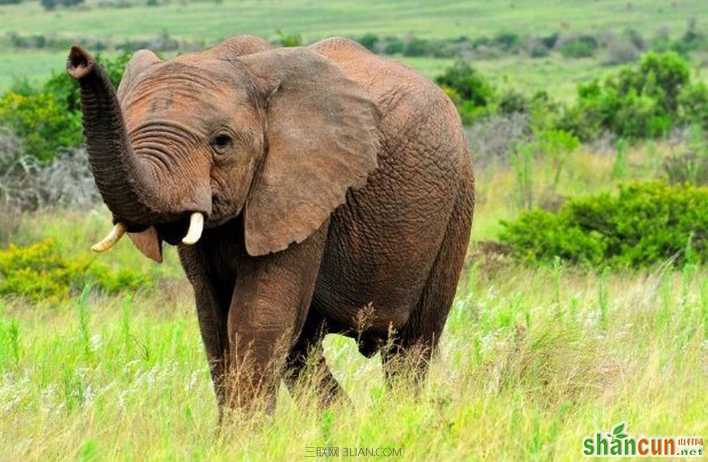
<box><xmin>4</xmin><ymin>49</ymin><xmax>704</xmax><ymax>102</ymax></box>
<box><xmin>0</xmin><ymin>52</ymin><xmax>621</xmax><ymax>99</ymax></box>
<box><xmin>1</xmin><ymin>0</ymin><xmax>706</xmax><ymax>91</ymax></box>
<box><xmin>2</xmin><ymin>0</ymin><xmax>703</xmax><ymax>42</ymax></box>
<box><xmin>1</xmin><ymin>144</ymin><xmax>705</xmax><ymax>460</ymax></box>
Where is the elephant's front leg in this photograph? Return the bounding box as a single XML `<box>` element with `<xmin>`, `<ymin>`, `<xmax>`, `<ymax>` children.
<box><xmin>225</xmin><ymin>224</ymin><xmax>327</xmax><ymax>411</ymax></box>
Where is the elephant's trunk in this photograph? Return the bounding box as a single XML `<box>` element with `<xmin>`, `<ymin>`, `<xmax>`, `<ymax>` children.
<box><xmin>67</xmin><ymin>46</ymin><xmax>159</xmax><ymax>225</ymax></box>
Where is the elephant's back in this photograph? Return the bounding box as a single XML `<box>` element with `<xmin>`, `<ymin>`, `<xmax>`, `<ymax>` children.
<box><xmin>309</xmin><ymin>37</ymin><xmax>468</xmax><ymax>175</ymax></box>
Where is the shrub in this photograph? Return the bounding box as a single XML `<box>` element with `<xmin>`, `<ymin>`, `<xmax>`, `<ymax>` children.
<box><xmin>497</xmin><ymin>90</ymin><xmax>529</xmax><ymax>115</ymax></box>
<box><xmin>558</xmin><ymin>51</ymin><xmax>699</xmax><ymax>140</ymax></box>
<box><xmin>0</xmin><ymin>239</ymin><xmax>151</xmax><ymax>302</ymax></box>
<box><xmin>529</xmin><ymin>43</ymin><xmax>550</xmax><ymax>58</ymax></box>
<box><xmin>559</xmin><ymin>35</ymin><xmax>598</xmax><ymax>58</ymax></box>
<box><xmin>275</xmin><ymin>30</ymin><xmax>302</xmax><ymax>48</ymax></box>
<box><xmin>0</xmin><ymin>92</ymin><xmax>83</xmax><ymax>162</ymax></box>
<box><xmin>635</xmin><ymin>51</ymin><xmax>690</xmax><ymax>112</ymax></box>
<box><xmin>540</xmin><ymin>32</ymin><xmax>559</xmax><ymax>49</ymax></box>
<box><xmin>673</xmin><ymin>18</ymin><xmax>707</xmax><ymax>55</ymax></box>
<box><xmin>402</xmin><ymin>36</ymin><xmax>429</xmax><ymax>57</ymax></box>
<box><xmin>40</xmin><ymin>0</ymin><xmax>84</xmax><ymax>10</ymax></box>
<box><xmin>0</xmin><ymin>52</ymin><xmax>129</xmax><ymax>162</ymax></box>
<box><xmin>382</xmin><ymin>36</ymin><xmax>405</xmax><ymax>55</ymax></box>
<box><xmin>437</xmin><ymin>61</ymin><xmax>495</xmax><ymax>125</ymax></box>
<box><xmin>622</xmin><ymin>28</ymin><xmax>646</xmax><ymax>51</ymax></box>
<box><xmin>436</xmin><ymin>61</ymin><xmax>494</xmax><ymax>108</ymax></box>
<box><xmin>492</xmin><ymin>32</ymin><xmax>521</xmax><ymax>52</ymax></box>
<box><xmin>357</xmin><ymin>33</ymin><xmax>379</xmax><ymax>52</ymax></box>
<box><xmin>500</xmin><ymin>181</ymin><xmax>708</xmax><ymax>268</ymax></box>
<box><xmin>677</xmin><ymin>82</ymin><xmax>708</xmax><ymax>131</ymax></box>
<box><xmin>605</xmin><ymin>39</ymin><xmax>639</xmax><ymax>65</ymax></box>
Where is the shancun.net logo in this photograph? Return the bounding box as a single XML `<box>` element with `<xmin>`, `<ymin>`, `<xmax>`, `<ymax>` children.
<box><xmin>583</xmin><ymin>422</ymin><xmax>703</xmax><ymax>458</ymax></box>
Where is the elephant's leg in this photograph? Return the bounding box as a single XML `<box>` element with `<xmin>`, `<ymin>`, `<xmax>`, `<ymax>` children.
<box><xmin>382</xmin><ymin>187</ymin><xmax>473</xmax><ymax>386</ymax></box>
<box><xmin>179</xmin><ymin>247</ymin><xmax>233</xmax><ymax>412</ymax></box>
<box><xmin>225</xmin><ymin>224</ymin><xmax>328</xmax><ymax>412</ymax></box>
<box><xmin>283</xmin><ymin>308</ymin><xmax>347</xmax><ymax>407</ymax></box>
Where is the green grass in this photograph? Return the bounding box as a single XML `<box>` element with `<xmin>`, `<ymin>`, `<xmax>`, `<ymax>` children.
<box><xmin>1</xmin><ymin>0</ymin><xmax>703</xmax><ymax>42</ymax></box>
<box><xmin>474</xmin><ymin>55</ymin><xmax>620</xmax><ymax>101</ymax></box>
<box><xmin>398</xmin><ymin>55</ymin><xmax>642</xmax><ymax>102</ymax></box>
<box><xmin>0</xmin><ymin>142</ymin><xmax>705</xmax><ymax>460</ymax></box>
<box><xmin>0</xmin><ymin>252</ymin><xmax>704</xmax><ymax>460</ymax></box>
<box><xmin>0</xmin><ymin>49</ymin><xmax>70</xmax><ymax>90</ymax></box>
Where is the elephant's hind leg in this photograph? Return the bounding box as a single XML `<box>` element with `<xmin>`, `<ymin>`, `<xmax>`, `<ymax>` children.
<box><xmin>284</xmin><ymin>309</ymin><xmax>348</xmax><ymax>407</ymax></box>
<box><xmin>382</xmin><ymin>181</ymin><xmax>474</xmax><ymax>386</ymax></box>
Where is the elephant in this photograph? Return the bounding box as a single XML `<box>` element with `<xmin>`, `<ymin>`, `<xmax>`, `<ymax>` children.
<box><xmin>67</xmin><ymin>35</ymin><xmax>474</xmax><ymax>412</ymax></box>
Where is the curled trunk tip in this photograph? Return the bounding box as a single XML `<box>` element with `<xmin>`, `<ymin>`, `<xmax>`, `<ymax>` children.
<box><xmin>67</xmin><ymin>46</ymin><xmax>95</xmax><ymax>80</ymax></box>
<box><xmin>69</xmin><ymin>45</ymin><xmax>160</xmax><ymax>224</ymax></box>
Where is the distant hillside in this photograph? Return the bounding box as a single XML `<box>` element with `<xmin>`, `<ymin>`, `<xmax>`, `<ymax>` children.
<box><xmin>1</xmin><ymin>0</ymin><xmax>703</xmax><ymax>43</ymax></box>
<box><xmin>0</xmin><ymin>0</ymin><xmax>705</xmax><ymax>91</ymax></box>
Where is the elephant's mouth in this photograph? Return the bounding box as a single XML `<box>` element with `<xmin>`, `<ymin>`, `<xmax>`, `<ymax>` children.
<box><xmin>91</xmin><ymin>211</ymin><xmax>206</xmax><ymax>263</ymax></box>
<box><xmin>154</xmin><ymin>214</ymin><xmax>193</xmax><ymax>246</ymax></box>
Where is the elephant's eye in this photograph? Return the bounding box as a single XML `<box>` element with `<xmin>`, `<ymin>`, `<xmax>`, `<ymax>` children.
<box><xmin>211</xmin><ymin>134</ymin><xmax>233</xmax><ymax>154</ymax></box>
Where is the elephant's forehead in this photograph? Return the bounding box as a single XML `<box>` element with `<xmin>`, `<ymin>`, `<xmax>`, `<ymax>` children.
<box><xmin>122</xmin><ymin>64</ymin><xmax>252</xmax><ymax>135</ymax></box>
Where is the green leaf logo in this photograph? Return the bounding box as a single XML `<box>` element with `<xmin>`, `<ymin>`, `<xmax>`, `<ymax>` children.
<box><xmin>612</xmin><ymin>422</ymin><xmax>628</xmax><ymax>439</ymax></box>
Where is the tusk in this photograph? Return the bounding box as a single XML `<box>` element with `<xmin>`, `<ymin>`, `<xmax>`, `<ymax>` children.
<box><xmin>182</xmin><ymin>212</ymin><xmax>204</xmax><ymax>245</ymax></box>
<box><xmin>91</xmin><ymin>223</ymin><xmax>127</xmax><ymax>253</ymax></box>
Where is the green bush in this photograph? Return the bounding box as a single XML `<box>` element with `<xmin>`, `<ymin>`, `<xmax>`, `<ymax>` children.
<box><xmin>0</xmin><ymin>53</ymin><xmax>129</xmax><ymax>162</ymax></box>
<box><xmin>382</xmin><ymin>36</ymin><xmax>405</xmax><ymax>55</ymax></box>
<box><xmin>500</xmin><ymin>182</ymin><xmax>708</xmax><ymax>268</ymax></box>
<box><xmin>436</xmin><ymin>61</ymin><xmax>494</xmax><ymax>124</ymax></box>
<box><xmin>558</xmin><ymin>51</ymin><xmax>703</xmax><ymax>140</ymax></box>
<box><xmin>492</xmin><ymin>32</ymin><xmax>521</xmax><ymax>52</ymax></box>
<box><xmin>357</xmin><ymin>33</ymin><xmax>379</xmax><ymax>52</ymax></box>
<box><xmin>40</xmin><ymin>0</ymin><xmax>83</xmax><ymax>10</ymax></box>
<box><xmin>497</xmin><ymin>89</ymin><xmax>530</xmax><ymax>115</ymax></box>
<box><xmin>653</xmin><ymin>19</ymin><xmax>708</xmax><ymax>56</ymax></box>
<box><xmin>559</xmin><ymin>36</ymin><xmax>598</xmax><ymax>58</ymax></box>
<box><xmin>0</xmin><ymin>239</ymin><xmax>151</xmax><ymax>302</ymax></box>
<box><xmin>540</xmin><ymin>32</ymin><xmax>559</xmax><ymax>49</ymax></box>
<box><xmin>275</xmin><ymin>30</ymin><xmax>302</xmax><ymax>48</ymax></box>
<box><xmin>436</xmin><ymin>61</ymin><xmax>494</xmax><ymax>105</ymax></box>
<box><xmin>0</xmin><ymin>92</ymin><xmax>83</xmax><ymax>162</ymax></box>
<box><xmin>402</xmin><ymin>36</ymin><xmax>430</xmax><ymax>57</ymax></box>
<box><xmin>677</xmin><ymin>81</ymin><xmax>708</xmax><ymax>131</ymax></box>
<box><xmin>529</xmin><ymin>44</ymin><xmax>550</xmax><ymax>58</ymax></box>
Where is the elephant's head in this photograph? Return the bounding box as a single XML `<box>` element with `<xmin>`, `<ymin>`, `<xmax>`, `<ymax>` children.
<box><xmin>67</xmin><ymin>36</ymin><xmax>379</xmax><ymax>261</ymax></box>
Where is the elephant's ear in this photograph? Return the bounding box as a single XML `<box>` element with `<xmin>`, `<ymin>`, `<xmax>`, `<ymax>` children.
<box><xmin>116</xmin><ymin>49</ymin><xmax>161</xmax><ymax>104</ymax></box>
<box><xmin>239</xmin><ymin>48</ymin><xmax>380</xmax><ymax>256</ymax></box>
<box><xmin>127</xmin><ymin>226</ymin><xmax>163</xmax><ymax>263</ymax></box>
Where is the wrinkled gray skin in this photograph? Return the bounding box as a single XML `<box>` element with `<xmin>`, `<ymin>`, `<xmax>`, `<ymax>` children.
<box><xmin>68</xmin><ymin>35</ymin><xmax>474</xmax><ymax>413</ymax></box>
